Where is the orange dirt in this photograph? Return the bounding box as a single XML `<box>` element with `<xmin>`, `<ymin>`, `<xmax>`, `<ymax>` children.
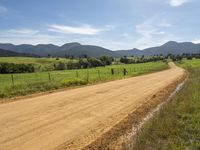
<box><xmin>0</xmin><ymin>63</ymin><xmax>186</xmax><ymax>150</ymax></box>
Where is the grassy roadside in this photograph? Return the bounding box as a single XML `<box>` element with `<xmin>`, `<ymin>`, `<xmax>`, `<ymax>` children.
<box><xmin>0</xmin><ymin>61</ymin><xmax>168</xmax><ymax>99</ymax></box>
<box><xmin>123</xmin><ymin>60</ymin><xmax>200</xmax><ymax>150</ymax></box>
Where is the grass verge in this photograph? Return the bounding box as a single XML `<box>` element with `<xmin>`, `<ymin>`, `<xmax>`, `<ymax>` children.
<box><xmin>123</xmin><ymin>64</ymin><xmax>200</xmax><ymax>149</ymax></box>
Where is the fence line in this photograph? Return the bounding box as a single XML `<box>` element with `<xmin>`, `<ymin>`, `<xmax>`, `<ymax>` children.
<box><xmin>6</xmin><ymin>66</ymin><xmax>149</xmax><ymax>89</ymax></box>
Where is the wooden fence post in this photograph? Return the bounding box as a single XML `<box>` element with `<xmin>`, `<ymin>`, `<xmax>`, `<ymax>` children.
<box><xmin>123</xmin><ymin>68</ymin><xmax>127</xmax><ymax>76</ymax></box>
<box><xmin>48</xmin><ymin>73</ymin><xmax>51</xmax><ymax>82</ymax></box>
<box><xmin>98</xmin><ymin>70</ymin><xmax>101</xmax><ymax>80</ymax></box>
<box><xmin>111</xmin><ymin>68</ymin><xmax>114</xmax><ymax>75</ymax></box>
<box><xmin>11</xmin><ymin>75</ymin><xmax>14</xmax><ymax>87</ymax></box>
<box><xmin>86</xmin><ymin>70</ymin><xmax>89</xmax><ymax>82</ymax></box>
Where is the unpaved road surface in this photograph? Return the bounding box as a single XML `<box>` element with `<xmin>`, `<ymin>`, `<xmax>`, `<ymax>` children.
<box><xmin>0</xmin><ymin>63</ymin><xmax>185</xmax><ymax>150</ymax></box>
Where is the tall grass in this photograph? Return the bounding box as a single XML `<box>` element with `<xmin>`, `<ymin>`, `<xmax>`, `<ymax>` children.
<box><xmin>123</xmin><ymin>66</ymin><xmax>200</xmax><ymax>149</ymax></box>
<box><xmin>0</xmin><ymin>61</ymin><xmax>168</xmax><ymax>98</ymax></box>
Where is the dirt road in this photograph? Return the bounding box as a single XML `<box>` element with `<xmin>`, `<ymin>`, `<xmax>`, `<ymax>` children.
<box><xmin>0</xmin><ymin>63</ymin><xmax>185</xmax><ymax>150</ymax></box>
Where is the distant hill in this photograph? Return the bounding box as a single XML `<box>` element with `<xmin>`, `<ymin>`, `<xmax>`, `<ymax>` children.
<box><xmin>55</xmin><ymin>45</ymin><xmax>120</xmax><ymax>57</ymax></box>
<box><xmin>118</xmin><ymin>41</ymin><xmax>200</xmax><ymax>56</ymax></box>
<box><xmin>116</xmin><ymin>48</ymin><xmax>142</xmax><ymax>56</ymax></box>
<box><xmin>0</xmin><ymin>43</ymin><xmax>59</xmax><ymax>57</ymax></box>
<box><xmin>0</xmin><ymin>41</ymin><xmax>200</xmax><ymax>57</ymax></box>
<box><xmin>0</xmin><ymin>43</ymin><xmax>119</xmax><ymax>57</ymax></box>
<box><xmin>0</xmin><ymin>49</ymin><xmax>37</xmax><ymax>57</ymax></box>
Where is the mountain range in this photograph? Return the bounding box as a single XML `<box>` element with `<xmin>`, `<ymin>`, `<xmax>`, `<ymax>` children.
<box><xmin>0</xmin><ymin>41</ymin><xmax>200</xmax><ymax>57</ymax></box>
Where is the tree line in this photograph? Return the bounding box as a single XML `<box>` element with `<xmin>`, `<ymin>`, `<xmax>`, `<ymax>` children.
<box><xmin>120</xmin><ymin>55</ymin><xmax>165</xmax><ymax>64</ymax></box>
<box><xmin>54</xmin><ymin>56</ymin><xmax>113</xmax><ymax>70</ymax></box>
<box><xmin>1</xmin><ymin>53</ymin><xmax>200</xmax><ymax>74</ymax></box>
<box><xmin>0</xmin><ymin>63</ymin><xmax>35</xmax><ymax>74</ymax></box>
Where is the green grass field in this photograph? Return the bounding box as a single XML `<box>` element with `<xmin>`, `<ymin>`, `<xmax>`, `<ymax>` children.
<box><xmin>0</xmin><ymin>57</ymin><xmax>77</xmax><ymax>71</ymax></box>
<box><xmin>124</xmin><ymin>59</ymin><xmax>200</xmax><ymax>150</ymax></box>
<box><xmin>0</xmin><ymin>61</ymin><xmax>168</xmax><ymax>98</ymax></box>
<box><xmin>178</xmin><ymin>58</ymin><xmax>200</xmax><ymax>68</ymax></box>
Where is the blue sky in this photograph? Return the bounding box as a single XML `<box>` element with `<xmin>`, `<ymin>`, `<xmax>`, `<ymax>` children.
<box><xmin>0</xmin><ymin>0</ymin><xmax>200</xmax><ymax>50</ymax></box>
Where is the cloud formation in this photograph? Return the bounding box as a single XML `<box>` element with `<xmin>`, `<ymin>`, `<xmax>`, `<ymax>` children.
<box><xmin>192</xmin><ymin>38</ymin><xmax>200</xmax><ymax>44</ymax></box>
<box><xmin>48</xmin><ymin>24</ymin><xmax>106</xmax><ymax>35</ymax></box>
<box><xmin>8</xmin><ymin>29</ymin><xmax>39</xmax><ymax>35</ymax></box>
<box><xmin>134</xmin><ymin>18</ymin><xmax>176</xmax><ymax>49</ymax></box>
<box><xmin>168</xmin><ymin>0</ymin><xmax>189</xmax><ymax>6</ymax></box>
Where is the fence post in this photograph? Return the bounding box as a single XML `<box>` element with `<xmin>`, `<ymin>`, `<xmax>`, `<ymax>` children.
<box><xmin>11</xmin><ymin>74</ymin><xmax>14</xmax><ymax>87</ymax></box>
<box><xmin>111</xmin><ymin>68</ymin><xmax>114</xmax><ymax>75</ymax></box>
<box><xmin>76</xmin><ymin>71</ymin><xmax>78</xmax><ymax>78</ymax></box>
<box><xmin>98</xmin><ymin>70</ymin><xmax>101</xmax><ymax>80</ymax></box>
<box><xmin>48</xmin><ymin>73</ymin><xmax>51</xmax><ymax>82</ymax></box>
<box><xmin>86</xmin><ymin>70</ymin><xmax>89</xmax><ymax>82</ymax></box>
<box><xmin>123</xmin><ymin>68</ymin><xmax>127</xmax><ymax>76</ymax></box>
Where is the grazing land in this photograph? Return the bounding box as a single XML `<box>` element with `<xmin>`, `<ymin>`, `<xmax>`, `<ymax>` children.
<box><xmin>0</xmin><ymin>62</ymin><xmax>185</xmax><ymax>150</ymax></box>
<box><xmin>124</xmin><ymin>59</ymin><xmax>200</xmax><ymax>150</ymax></box>
<box><xmin>0</xmin><ymin>60</ymin><xmax>167</xmax><ymax>98</ymax></box>
<box><xmin>0</xmin><ymin>57</ymin><xmax>76</xmax><ymax>71</ymax></box>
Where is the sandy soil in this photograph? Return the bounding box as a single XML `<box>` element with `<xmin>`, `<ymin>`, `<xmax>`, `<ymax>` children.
<box><xmin>0</xmin><ymin>63</ymin><xmax>186</xmax><ymax>150</ymax></box>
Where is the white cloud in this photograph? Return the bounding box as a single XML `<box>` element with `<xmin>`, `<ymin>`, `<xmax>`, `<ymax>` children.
<box><xmin>0</xmin><ymin>28</ymin><xmax>60</xmax><ymax>45</ymax></box>
<box><xmin>168</xmin><ymin>0</ymin><xmax>189</xmax><ymax>6</ymax></box>
<box><xmin>134</xmin><ymin>18</ymin><xmax>177</xmax><ymax>49</ymax></box>
<box><xmin>192</xmin><ymin>38</ymin><xmax>200</xmax><ymax>44</ymax></box>
<box><xmin>47</xmin><ymin>24</ymin><xmax>106</xmax><ymax>35</ymax></box>
<box><xmin>8</xmin><ymin>29</ymin><xmax>39</xmax><ymax>35</ymax></box>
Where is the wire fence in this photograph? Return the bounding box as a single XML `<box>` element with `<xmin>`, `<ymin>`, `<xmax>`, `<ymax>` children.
<box><xmin>0</xmin><ymin>67</ymin><xmax>149</xmax><ymax>90</ymax></box>
<box><xmin>0</xmin><ymin>61</ymin><xmax>170</xmax><ymax>98</ymax></box>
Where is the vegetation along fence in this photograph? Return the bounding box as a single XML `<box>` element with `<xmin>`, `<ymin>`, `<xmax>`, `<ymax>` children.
<box><xmin>0</xmin><ymin>62</ymin><xmax>167</xmax><ymax>98</ymax></box>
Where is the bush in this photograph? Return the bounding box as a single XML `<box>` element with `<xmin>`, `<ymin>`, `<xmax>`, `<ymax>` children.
<box><xmin>54</xmin><ymin>62</ymin><xmax>66</xmax><ymax>70</ymax></box>
<box><xmin>87</xmin><ymin>58</ymin><xmax>104</xmax><ymax>67</ymax></box>
<box><xmin>100</xmin><ymin>56</ymin><xmax>113</xmax><ymax>65</ymax></box>
<box><xmin>0</xmin><ymin>63</ymin><xmax>35</xmax><ymax>74</ymax></box>
<box><xmin>78</xmin><ymin>59</ymin><xmax>89</xmax><ymax>69</ymax></box>
<box><xmin>61</xmin><ymin>78</ymin><xmax>87</xmax><ymax>86</ymax></box>
<box><xmin>66</xmin><ymin>61</ymin><xmax>80</xmax><ymax>70</ymax></box>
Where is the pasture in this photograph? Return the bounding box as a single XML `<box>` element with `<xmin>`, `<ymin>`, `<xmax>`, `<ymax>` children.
<box><xmin>0</xmin><ymin>61</ymin><xmax>168</xmax><ymax>98</ymax></box>
<box><xmin>0</xmin><ymin>57</ymin><xmax>77</xmax><ymax>71</ymax></box>
<box><xmin>178</xmin><ymin>58</ymin><xmax>200</xmax><ymax>68</ymax></box>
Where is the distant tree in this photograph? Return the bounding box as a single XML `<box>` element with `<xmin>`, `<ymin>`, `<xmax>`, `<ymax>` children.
<box><xmin>87</xmin><ymin>58</ymin><xmax>103</xmax><ymax>67</ymax></box>
<box><xmin>78</xmin><ymin>59</ymin><xmax>89</xmax><ymax>69</ymax></box>
<box><xmin>120</xmin><ymin>56</ymin><xmax>130</xmax><ymax>64</ymax></box>
<box><xmin>0</xmin><ymin>63</ymin><xmax>35</xmax><ymax>74</ymax></box>
<box><xmin>54</xmin><ymin>62</ymin><xmax>66</xmax><ymax>70</ymax></box>
<box><xmin>99</xmin><ymin>56</ymin><xmax>113</xmax><ymax>65</ymax></box>
<box><xmin>83</xmin><ymin>54</ymin><xmax>88</xmax><ymax>58</ymax></box>
<box><xmin>47</xmin><ymin>54</ymin><xmax>51</xmax><ymax>58</ymax></box>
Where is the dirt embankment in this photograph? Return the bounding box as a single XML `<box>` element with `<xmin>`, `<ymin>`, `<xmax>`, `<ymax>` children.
<box><xmin>0</xmin><ymin>62</ymin><xmax>186</xmax><ymax>150</ymax></box>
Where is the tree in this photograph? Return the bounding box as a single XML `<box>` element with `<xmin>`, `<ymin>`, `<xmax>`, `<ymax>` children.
<box><xmin>78</xmin><ymin>59</ymin><xmax>89</xmax><ymax>69</ymax></box>
<box><xmin>99</xmin><ymin>56</ymin><xmax>113</xmax><ymax>65</ymax></box>
<box><xmin>120</xmin><ymin>56</ymin><xmax>130</xmax><ymax>64</ymax></box>
<box><xmin>54</xmin><ymin>62</ymin><xmax>66</xmax><ymax>70</ymax></box>
<box><xmin>87</xmin><ymin>58</ymin><xmax>103</xmax><ymax>67</ymax></box>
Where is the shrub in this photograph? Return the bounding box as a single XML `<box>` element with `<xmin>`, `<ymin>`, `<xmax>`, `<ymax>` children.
<box><xmin>0</xmin><ymin>63</ymin><xmax>35</xmax><ymax>74</ymax></box>
<box><xmin>99</xmin><ymin>56</ymin><xmax>113</xmax><ymax>65</ymax></box>
<box><xmin>66</xmin><ymin>61</ymin><xmax>80</xmax><ymax>70</ymax></box>
<box><xmin>78</xmin><ymin>59</ymin><xmax>89</xmax><ymax>69</ymax></box>
<box><xmin>54</xmin><ymin>62</ymin><xmax>66</xmax><ymax>70</ymax></box>
<box><xmin>61</xmin><ymin>78</ymin><xmax>87</xmax><ymax>86</ymax></box>
<box><xmin>87</xmin><ymin>57</ymin><xmax>104</xmax><ymax>67</ymax></box>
